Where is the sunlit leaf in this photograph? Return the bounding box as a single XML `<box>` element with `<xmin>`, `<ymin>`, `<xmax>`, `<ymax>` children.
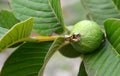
<box><xmin>0</xmin><ymin>18</ymin><xmax>34</xmax><ymax>52</ymax></box>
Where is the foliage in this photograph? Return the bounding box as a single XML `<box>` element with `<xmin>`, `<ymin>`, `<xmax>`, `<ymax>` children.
<box><xmin>10</xmin><ymin>0</ymin><xmax>65</xmax><ymax>35</ymax></box>
<box><xmin>0</xmin><ymin>0</ymin><xmax>120</xmax><ymax>76</ymax></box>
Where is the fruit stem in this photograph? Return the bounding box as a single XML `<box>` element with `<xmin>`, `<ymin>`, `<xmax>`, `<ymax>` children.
<box><xmin>25</xmin><ymin>36</ymin><xmax>61</xmax><ymax>43</ymax></box>
<box><xmin>64</xmin><ymin>25</ymin><xmax>71</xmax><ymax>34</ymax></box>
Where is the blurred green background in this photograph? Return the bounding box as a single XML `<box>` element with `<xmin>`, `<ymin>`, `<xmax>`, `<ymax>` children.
<box><xmin>0</xmin><ymin>0</ymin><xmax>10</xmax><ymax>9</ymax></box>
<box><xmin>0</xmin><ymin>0</ymin><xmax>87</xmax><ymax>76</ymax></box>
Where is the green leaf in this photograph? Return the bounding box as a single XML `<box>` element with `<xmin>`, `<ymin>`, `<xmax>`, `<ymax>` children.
<box><xmin>83</xmin><ymin>41</ymin><xmax>120</xmax><ymax>76</ymax></box>
<box><xmin>78</xmin><ymin>61</ymin><xmax>88</xmax><ymax>76</ymax></box>
<box><xmin>104</xmin><ymin>18</ymin><xmax>120</xmax><ymax>53</ymax></box>
<box><xmin>113</xmin><ymin>0</ymin><xmax>120</xmax><ymax>12</ymax></box>
<box><xmin>0</xmin><ymin>18</ymin><xmax>34</xmax><ymax>52</ymax></box>
<box><xmin>0</xmin><ymin>27</ymin><xmax>8</xmax><ymax>38</ymax></box>
<box><xmin>0</xmin><ymin>37</ymin><xmax>65</xmax><ymax>76</ymax></box>
<box><xmin>81</xmin><ymin>0</ymin><xmax>120</xmax><ymax>25</ymax></box>
<box><xmin>10</xmin><ymin>0</ymin><xmax>65</xmax><ymax>35</ymax></box>
<box><xmin>0</xmin><ymin>10</ymin><xmax>18</xmax><ymax>38</ymax></box>
<box><xmin>0</xmin><ymin>10</ymin><xmax>18</xmax><ymax>29</ymax></box>
<box><xmin>0</xmin><ymin>41</ymin><xmax>53</xmax><ymax>76</ymax></box>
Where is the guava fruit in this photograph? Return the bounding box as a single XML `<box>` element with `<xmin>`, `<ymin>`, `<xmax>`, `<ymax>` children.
<box><xmin>59</xmin><ymin>43</ymin><xmax>81</xmax><ymax>58</ymax></box>
<box><xmin>70</xmin><ymin>20</ymin><xmax>103</xmax><ymax>54</ymax></box>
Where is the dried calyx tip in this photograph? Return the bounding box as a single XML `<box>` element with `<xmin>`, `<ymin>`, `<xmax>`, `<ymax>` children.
<box><xmin>64</xmin><ymin>34</ymin><xmax>80</xmax><ymax>42</ymax></box>
<box><xmin>71</xmin><ymin>34</ymin><xmax>80</xmax><ymax>42</ymax></box>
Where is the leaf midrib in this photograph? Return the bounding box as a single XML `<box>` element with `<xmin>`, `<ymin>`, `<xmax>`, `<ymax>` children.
<box><xmin>48</xmin><ymin>0</ymin><xmax>60</xmax><ymax>24</ymax></box>
<box><xmin>0</xmin><ymin>38</ymin><xmax>28</xmax><ymax>51</ymax></box>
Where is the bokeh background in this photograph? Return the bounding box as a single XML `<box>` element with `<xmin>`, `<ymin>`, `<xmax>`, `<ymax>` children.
<box><xmin>0</xmin><ymin>0</ymin><xmax>87</xmax><ymax>76</ymax></box>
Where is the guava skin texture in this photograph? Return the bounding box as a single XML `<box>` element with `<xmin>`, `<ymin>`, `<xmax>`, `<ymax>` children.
<box><xmin>71</xmin><ymin>20</ymin><xmax>103</xmax><ymax>54</ymax></box>
<box><xmin>59</xmin><ymin>43</ymin><xmax>81</xmax><ymax>58</ymax></box>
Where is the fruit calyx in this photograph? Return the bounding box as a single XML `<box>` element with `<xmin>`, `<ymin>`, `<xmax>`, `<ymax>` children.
<box><xmin>64</xmin><ymin>34</ymin><xmax>81</xmax><ymax>42</ymax></box>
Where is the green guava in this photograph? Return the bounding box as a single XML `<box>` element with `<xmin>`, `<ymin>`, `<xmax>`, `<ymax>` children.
<box><xmin>59</xmin><ymin>43</ymin><xmax>81</xmax><ymax>58</ymax></box>
<box><xmin>70</xmin><ymin>20</ymin><xmax>103</xmax><ymax>54</ymax></box>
